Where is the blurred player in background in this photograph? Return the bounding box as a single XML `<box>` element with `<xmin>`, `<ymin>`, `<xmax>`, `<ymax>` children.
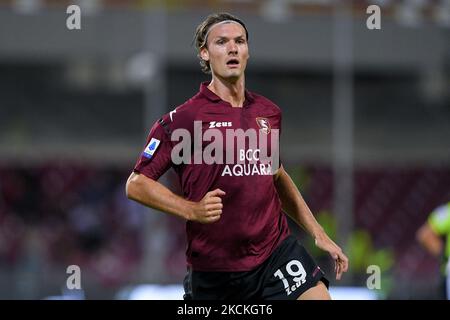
<box><xmin>417</xmin><ymin>201</ymin><xmax>450</xmax><ymax>299</ymax></box>
<box><xmin>126</xmin><ymin>12</ymin><xmax>348</xmax><ymax>300</ymax></box>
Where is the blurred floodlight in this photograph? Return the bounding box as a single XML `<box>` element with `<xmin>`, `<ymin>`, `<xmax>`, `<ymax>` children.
<box><xmin>43</xmin><ymin>288</ymin><xmax>86</xmax><ymax>300</ymax></box>
<box><xmin>223</xmin><ymin>0</ymin><xmax>254</xmax><ymax>3</ymax></box>
<box><xmin>371</xmin><ymin>0</ymin><xmax>392</xmax><ymax>6</ymax></box>
<box><xmin>116</xmin><ymin>284</ymin><xmax>379</xmax><ymax>300</ymax></box>
<box><xmin>421</xmin><ymin>67</ymin><xmax>447</xmax><ymax>103</ymax></box>
<box><xmin>65</xmin><ymin>60</ymin><xmax>97</xmax><ymax>89</ymax></box>
<box><xmin>116</xmin><ymin>284</ymin><xmax>184</xmax><ymax>300</ymax></box>
<box><xmin>261</xmin><ymin>0</ymin><xmax>292</xmax><ymax>23</ymax></box>
<box><xmin>12</xmin><ymin>0</ymin><xmax>42</xmax><ymax>14</ymax></box>
<box><xmin>329</xmin><ymin>287</ymin><xmax>379</xmax><ymax>300</ymax></box>
<box><xmin>290</xmin><ymin>0</ymin><xmax>333</xmax><ymax>4</ymax></box>
<box><xmin>433</xmin><ymin>1</ymin><xmax>450</xmax><ymax>27</ymax></box>
<box><xmin>406</xmin><ymin>0</ymin><xmax>427</xmax><ymax>6</ymax></box>
<box><xmin>395</xmin><ymin>2</ymin><xmax>423</xmax><ymax>27</ymax></box>
<box><xmin>125</xmin><ymin>52</ymin><xmax>158</xmax><ymax>87</ymax></box>
<box><xmin>75</xmin><ymin>0</ymin><xmax>102</xmax><ymax>16</ymax></box>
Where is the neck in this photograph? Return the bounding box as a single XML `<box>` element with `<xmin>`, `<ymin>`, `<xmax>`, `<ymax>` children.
<box><xmin>208</xmin><ymin>76</ymin><xmax>246</xmax><ymax>108</ymax></box>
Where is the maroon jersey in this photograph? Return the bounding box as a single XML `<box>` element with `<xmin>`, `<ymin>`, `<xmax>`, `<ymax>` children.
<box><xmin>134</xmin><ymin>82</ymin><xmax>290</xmax><ymax>271</ymax></box>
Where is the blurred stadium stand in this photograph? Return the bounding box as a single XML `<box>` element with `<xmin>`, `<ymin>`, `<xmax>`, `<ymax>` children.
<box><xmin>114</xmin><ymin>284</ymin><xmax>379</xmax><ymax>300</ymax></box>
<box><xmin>0</xmin><ymin>0</ymin><xmax>449</xmax><ymax>299</ymax></box>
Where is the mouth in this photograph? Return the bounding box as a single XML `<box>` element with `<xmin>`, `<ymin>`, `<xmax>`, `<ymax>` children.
<box><xmin>226</xmin><ymin>58</ymin><xmax>240</xmax><ymax>68</ymax></box>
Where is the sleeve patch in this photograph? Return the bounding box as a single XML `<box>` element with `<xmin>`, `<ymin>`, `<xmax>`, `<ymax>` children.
<box><xmin>142</xmin><ymin>138</ymin><xmax>161</xmax><ymax>159</ymax></box>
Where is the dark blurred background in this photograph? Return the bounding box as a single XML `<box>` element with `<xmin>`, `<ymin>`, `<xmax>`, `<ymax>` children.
<box><xmin>0</xmin><ymin>0</ymin><xmax>449</xmax><ymax>299</ymax></box>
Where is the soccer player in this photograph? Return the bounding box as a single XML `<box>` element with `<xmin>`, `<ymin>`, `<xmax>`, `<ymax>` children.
<box><xmin>416</xmin><ymin>201</ymin><xmax>450</xmax><ymax>299</ymax></box>
<box><xmin>126</xmin><ymin>12</ymin><xmax>348</xmax><ymax>300</ymax></box>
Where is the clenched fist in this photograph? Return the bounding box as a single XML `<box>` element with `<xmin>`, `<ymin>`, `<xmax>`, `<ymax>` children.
<box><xmin>189</xmin><ymin>189</ymin><xmax>226</xmax><ymax>224</ymax></box>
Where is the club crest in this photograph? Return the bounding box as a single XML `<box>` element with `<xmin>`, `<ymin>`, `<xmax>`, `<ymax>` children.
<box><xmin>256</xmin><ymin>117</ymin><xmax>271</xmax><ymax>134</ymax></box>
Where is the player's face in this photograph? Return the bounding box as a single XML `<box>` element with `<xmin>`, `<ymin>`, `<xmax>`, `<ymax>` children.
<box><xmin>201</xmin><ymin>22</ymin><xmax>249</xmax><ymax>81</ymax></box>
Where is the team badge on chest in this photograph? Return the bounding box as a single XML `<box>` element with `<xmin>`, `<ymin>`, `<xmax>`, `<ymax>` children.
<box><xmin>256</xmin><ymin>117</ymin><xmax>271</xmax><ymax>134</ymax></box>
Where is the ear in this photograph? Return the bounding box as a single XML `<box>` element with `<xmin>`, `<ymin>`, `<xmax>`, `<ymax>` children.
<box><xmin>200</xmin><ymin>47</ymin><xmax>209</xmax><ymax>62</ymax></box>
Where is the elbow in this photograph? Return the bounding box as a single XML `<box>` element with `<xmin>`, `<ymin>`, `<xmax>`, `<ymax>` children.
<box><xmin>125</xmin><ymin>179</ymin><xmax>133</xmax><ymax>200</ymax></box>
<box><xmin>125</xmin><ymin>180</ymin><xmax>132</xmax><ymax>199</ymax></box>
<box><xmin>125</xmin><ymin>174</ymin><xmax>138</xmax><ymax>200</ymax></box>
<box><xmin>126</xmin><ymin>172</ymin><xmax>156</xmax><ymax>204</ymax></box>
<box><xmin>416</xmin><ymin>224</ymin><xmax>428</xmax><ymax>245</ymax></box>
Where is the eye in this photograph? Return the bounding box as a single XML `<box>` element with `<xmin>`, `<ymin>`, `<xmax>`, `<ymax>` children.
<box><xmin>236</xmin><ymin>39</ymin><xmax>246</xmax><ymax>44</ymax></box>
<box><xmin>216</xmin><ymin>39</ymin><xmax>225</xmax><ymax>45</ymax></box>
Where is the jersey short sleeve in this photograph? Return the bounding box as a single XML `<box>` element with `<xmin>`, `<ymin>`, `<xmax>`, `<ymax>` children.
<box><xmin>133</xmin><ymin>119</ymin><xmax>173</xmax><ymax>181</ymax></box>
<box><xmin>428</xmin><ymin>203</ymin><xmax>450</xmax><ymax>235</ymax></box>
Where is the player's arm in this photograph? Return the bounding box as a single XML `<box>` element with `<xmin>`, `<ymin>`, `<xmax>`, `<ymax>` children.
<box><xmin>416</xmin><ymin>222</ymin><xmax>443</xmax><ymax>257</ymax></box>
<box><xmin>126</xmin><ymin>172</ymin><xmax>225</xmax><ymax>224</ymax></box>
<box><xmin>273</xmin><ymin>166</ymin><xmax>349</xmax><ymax>280</ymax></box>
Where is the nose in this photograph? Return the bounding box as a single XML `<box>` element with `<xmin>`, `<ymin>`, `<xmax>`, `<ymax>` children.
<box><xmin>227</xmin><ymin>40</ymin><xmax>238</xmax><ymax>54</ymax></box>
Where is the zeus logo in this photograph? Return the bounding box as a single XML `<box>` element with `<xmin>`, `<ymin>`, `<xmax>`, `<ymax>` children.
<box><xmin>209</xmin><ymin>121</ymin><xmax>232</xmax><ymax>128</ymax></box>
<box><xmin>256</xmin><ymin>117</ymin><xmax>271</xmax><ymax>134</ymax></box>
